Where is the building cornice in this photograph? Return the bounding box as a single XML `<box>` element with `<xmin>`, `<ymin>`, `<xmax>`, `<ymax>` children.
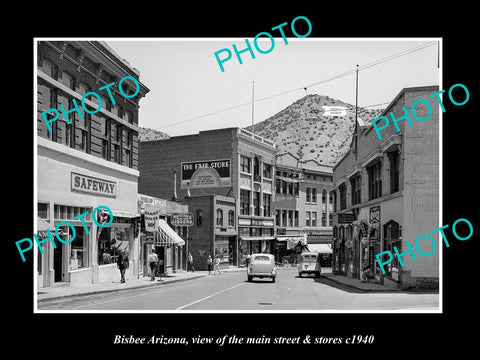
<box><xmin>37</xmin><ymin>136</ymin><xmax>139</xmax><ymax>178</ymax></box>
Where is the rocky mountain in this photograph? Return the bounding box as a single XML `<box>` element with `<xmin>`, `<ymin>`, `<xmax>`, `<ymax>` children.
<box><xmin>245</xmin><ymin>94</ymin><xmax>384</xmax><ymax>166</ymax></box>
<box><xmin>138</xmin><ymin>127</ymin><xmax>170</xmax><ymax>142</ymax></box>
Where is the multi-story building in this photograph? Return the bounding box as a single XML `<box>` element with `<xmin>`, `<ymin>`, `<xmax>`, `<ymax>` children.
<box><xmin>185</xmin><ymin>195</ymin><xmax>237</xmax><ymax>270</ymax></box>
<box><xmin>331</xmin><ymin>85</ymin><xmax>439</xmax><ymax>289</ymax></box>
<box><xmin>36</xmin><ymin>41</ymin><xmax>149</xmax><ymax>287</ymax></box>
<box><xmin>138</xmin><ymin>127</ymin><xmax>277</xmax><ymax>267</ymax></box>
<box><xmin>274</xmin><ymin>151</ymin><xmax>333</xmax><ymax>265</ymax></box>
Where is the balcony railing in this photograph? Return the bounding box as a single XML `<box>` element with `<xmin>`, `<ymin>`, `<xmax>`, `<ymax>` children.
<box><xmin>238</xmin><ymin>128</ymin><xmax>276</xmax><ymax>148</ymax></box>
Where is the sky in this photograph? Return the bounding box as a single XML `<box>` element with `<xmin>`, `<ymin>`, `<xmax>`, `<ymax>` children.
<box><xmin>106</xmin><ymin>38</ymin><xmax>440</xmax><ymax>137</ymax></box>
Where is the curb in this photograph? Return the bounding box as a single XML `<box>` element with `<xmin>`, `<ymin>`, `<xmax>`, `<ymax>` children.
<box><xmin>320</xmin><ymin>274</ymin><xmax>401</xmax><ymax>293</ymax></box>
<box><xmin>37</xmin><ymin>274</ymin><xmax>207</xmax><ymax>304</ymax></box>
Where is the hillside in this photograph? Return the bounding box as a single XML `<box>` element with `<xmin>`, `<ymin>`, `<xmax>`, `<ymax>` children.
<box><xmin>245</xmin><ymin>94</ymin><xmax>383</xmax><ymax>166</ymax></box>
<box><xmin>138</xmin><ymin>127</ymin><xmax>170</xmax><ymax>142</ymax></box>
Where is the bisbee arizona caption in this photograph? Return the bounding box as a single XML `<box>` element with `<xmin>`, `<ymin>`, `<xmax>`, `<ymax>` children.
<box><xmin>114</xmin><ymin>335</ymin><xmax>188</xmax><ymax>345</ymax></box>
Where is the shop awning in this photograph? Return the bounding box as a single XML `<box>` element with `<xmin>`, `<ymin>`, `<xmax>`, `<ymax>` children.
<box><xmin>306</xmin><ymin>243</ymin><xmax>332</xmax><ymax>254</ymax></box>
<box><xmin>277</xmin><ymin>234</ymin><xmax>307</xmax><ymax>250</ymax></box>
<box><xmin>110</xmin><ymin>209</ymin><xmax>137</xmax><ymax>218</ymax></box>
<box><xmin>239</xmin><ymin>236</ymin><xmax>276</xmax><ymax>241</ymax></box>
<box><xmin>37</xmin><ymin>217</ymin><xmax>56</xmax><ymax>239</ymax></box>
<box><xmin>156</xmin><ymin>219</ymin><xmax>185</xmax><ymax>246</ymax></box>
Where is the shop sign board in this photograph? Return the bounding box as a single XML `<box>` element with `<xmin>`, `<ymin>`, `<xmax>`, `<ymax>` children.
<box><xmin>338</xmin><ymin>213</ymin><xmax>355</xmax><ymax>223</ymax></box>
<box><xmin>138</xmin><ymin>195</ymin><xmax>167</xmax><ymax>215</ymax></box>
<box><xmin>181</xmin><ymin>159</ymin><xmax>231</xmax><ymax>189</ymax></box>
<box><xmin>144</xmin><ymin>204</ymin><xmax>160</xmax><ymax>232</ymax></box>
<box><xmin>145</xmin><ymin>232</ymin><xmax>154</xmax><ymax>244</ymax></box>
<box><xmin>71</xmin><ymin>172</ymin><xmax>117</xmax><ymax>197</ymax></box>
<box><xmin>171</xmin><ymin>213</ymin><xmax>194</xmax><ymax>227</ymax></box>
<box><xmin>369</xmin><ymin>206</ymin><xmax>381</xmax><ymax>240</ymax></box>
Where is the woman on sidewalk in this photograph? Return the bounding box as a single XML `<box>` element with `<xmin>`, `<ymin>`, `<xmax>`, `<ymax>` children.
<box><xmin>213</xmin><ymin>255</ymin><xmax>221</xmax><ymax>275</ymax></box>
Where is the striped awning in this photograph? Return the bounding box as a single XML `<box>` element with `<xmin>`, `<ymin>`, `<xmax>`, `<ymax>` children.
<box><xmin>37</xmin><ymin>217</ymin><xmax>56</xmax><ymax>239</ymax></box>
<box><xmin>155</xmin><ymin>219</ymin><xmax>185</xmax><ymax>246</ymax></box>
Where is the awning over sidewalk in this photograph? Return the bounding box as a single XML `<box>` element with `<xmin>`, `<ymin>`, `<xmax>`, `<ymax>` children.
<box><xmin>111</xmin><ymin>209</ymin><xmax>137</xmax><ymax>218</ymax></box>
<box><xmin>37</xmin><ymin>217</ymin><xmax>56</xmax><ymax>239</ymax></box>
<box><xmin>239</xmin><ymin>236</ymin><xmax>276</xmax><ymax>241</ymax></box>
<box><xmin>277</xmin><ymin>234</ymin><xmax>307</xmax><ymax>250</ymax></box>
<box><xmin>306</xmin><ymin>243</ymin><xmax>332</xmax><ymax>254</ymax></box>
<box><xmin>156</xmin><ymin>219</ymin><xmax>185</xmax><ymax>246</ymax></box>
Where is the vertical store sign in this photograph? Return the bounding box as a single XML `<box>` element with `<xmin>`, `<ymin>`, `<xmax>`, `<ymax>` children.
<box><xmin>144</xmin><ymin>204</ymin><xmax>160</xmax><ymax>232</ymax></box>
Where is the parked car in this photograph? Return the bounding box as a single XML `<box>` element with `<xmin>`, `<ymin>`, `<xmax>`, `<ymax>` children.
<box><xmin>298</xmin><ymin>252</ymin><xmax>321</xmax><ymax>278</ymax></box>
<box><xmin>247</xmin><ymin>254</ymin><xmax>277</xmax><ymax>283</ymax></box>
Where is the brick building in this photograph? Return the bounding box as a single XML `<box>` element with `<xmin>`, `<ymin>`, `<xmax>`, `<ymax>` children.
<box><xmin>36</xmin><ymin>41</ymin><xmax>149</xmax><ymax>287</ymax></box>
<box><xmin>186</xmin><ymin>195</ymin><xmax>236</xmax><ymax>270</ymax></box>
<box><xmin>274</xmin><ymin>151</ymin><xmax>333</xmax><ymax>264</ymax></box>
<box><xmin>138</xmin><ymin>127</ymin><xmax>277</xmax><ymax>266</ymax></box>
<box><xmin>331</xmin><ymin>85</ymin><xmax>440</xmax><ymax>289</ymax></box>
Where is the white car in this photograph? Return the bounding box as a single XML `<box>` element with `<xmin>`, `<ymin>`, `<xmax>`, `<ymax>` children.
<box><xmin>247</xmin><ymin>254</ymin><xmax>277</xmax><ymax>283</ymax></box>
<box><xmin>297</xmin><ymin>252</ymin><xmax>321</xmax><ymax>278</ymax></box>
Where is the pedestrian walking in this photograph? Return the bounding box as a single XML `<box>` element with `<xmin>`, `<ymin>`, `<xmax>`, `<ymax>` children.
<box><xmin>207</xmin><ymin>255</ymin><xmax>213</xmax><ymax>275</ymax></box>
<box><xmin>117</xmin><ymin>250</ymin><xmax>129</xmax><ymax>283</ymax></box>
<box><xmin>245</xmin><ymin>254</ymin><xmax>251</xmax><ymax>267</ymax></box>
<box><xmin>214</xmin><ymin>255</ymin><xmax>221</xmax><ymax>275</ymax></box>
<box><xmin>188</xmin><ymin>252</ymin><xmax>195</xmax><ymax>272</ymax></box>
<box><xmin>148</xmin><ymin>248</ymin><xmax>158</xmax><ymax>281</ymax></box>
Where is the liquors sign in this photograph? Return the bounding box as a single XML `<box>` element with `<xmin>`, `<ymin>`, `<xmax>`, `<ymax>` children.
<box><xmin>170</xmin><ymin>213</ymin><xmax>194</xmax><ymax>227</ymax></box>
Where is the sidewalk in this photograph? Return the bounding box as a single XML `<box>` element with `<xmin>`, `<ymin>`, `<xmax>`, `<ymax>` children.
<box><xmin>321</xmin><ymin>272</ymin><xmax>402</xmax><ymax>292</ymax></box>
<box><xmin>37</xmin><ymin>267</ymin><xmax>245</xmax><ymax>303</ymax></box>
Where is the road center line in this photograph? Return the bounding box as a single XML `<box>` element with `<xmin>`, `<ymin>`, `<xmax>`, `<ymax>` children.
<box><xmin>175</xmin><ymin>283</ymin><xmax>244</xmax><ymax>310</ymax></box>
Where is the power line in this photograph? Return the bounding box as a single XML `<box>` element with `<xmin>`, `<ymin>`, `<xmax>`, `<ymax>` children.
<box><xmin>156</xmin><ymin>41</ymin><xmax>438</xmax><ymax>130</ymax></box>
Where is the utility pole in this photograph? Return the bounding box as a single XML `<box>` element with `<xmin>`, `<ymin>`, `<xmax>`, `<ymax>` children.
<box><xmin>354</xmin><ymin>64</ymin><xmax>359</xmax><ymax>156</ymax></box>
<box><xmin>355</xmin><ymin>64</ymin><xmax>359</xmax><ymax>127</ymax></box>
<box><xmin>251</xmin><ymin>81</ymin><xmax>255</xmax><ymax>135</ymax></box>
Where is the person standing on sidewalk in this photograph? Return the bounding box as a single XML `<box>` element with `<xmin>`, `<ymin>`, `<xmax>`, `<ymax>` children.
<box><xmin>214</xmin><ymin>255</ymin><xmax>221</xmax><ymax>275</ymax></box>
<box><xmin>148</xmin><ymin>249</ymin><xmax>158</xmax><ymax>281</ymax></box>
<box><xmin>188</xmin><ymin>252</ymin><xmax>195</xmax><ymax>272</ymax></box>
<box><xmin>117</xmin><ymin>250</ymin><xmax>129</xmax><ymax>283</ymax></box>
<box><xmin>207</xmin><ymin>255</ymin><xmax>213</xmax><ymax>275</ymax></box>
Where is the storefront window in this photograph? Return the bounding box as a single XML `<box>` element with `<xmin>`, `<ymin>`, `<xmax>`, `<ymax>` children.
<box><xmin>98</xmin><ymin>226</ymin><xmax>131</xmax><ymax>265</ymax></box>
<box><xmin>70</xmin><ymin>226</ymin><xmax>87</xmax><ymax>270</ymax></box>
<box><xmin>383</xmin><ymin>220</ymin><xmax>401</xmax><ymax>279</ymax></box>
<box><xmin>215</xmin><ymin>238</ymin><xmax>230</xmax><ymax>264</ymax></box>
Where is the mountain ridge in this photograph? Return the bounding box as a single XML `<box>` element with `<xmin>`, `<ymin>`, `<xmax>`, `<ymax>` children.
<box><xmin>245</xmin><ymin>94</ymin><xmax>384</xmax><ymax>166</ymax></box>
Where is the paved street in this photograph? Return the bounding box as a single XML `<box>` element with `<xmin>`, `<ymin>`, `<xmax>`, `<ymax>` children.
<box><xmin>38</xmin><ymin>268</ymin><xmax>439</xmax><ymax>311</ymax></box>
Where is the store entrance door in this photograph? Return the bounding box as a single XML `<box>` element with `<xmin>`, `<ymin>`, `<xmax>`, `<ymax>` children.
<box><xmin>155</xmin><ymin>246</ymin><xmax>165</xmax><ymax>276</ymax></box>
<box><xmin>53</xmin><ymin>243</ymin><xmax>63</xmax><ymax>282</ymax></box>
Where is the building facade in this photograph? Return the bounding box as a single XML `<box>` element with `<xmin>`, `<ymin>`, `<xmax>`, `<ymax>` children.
<box><xmin>138</xmin><ymin>127</ymin><xmax>277</xmax><ymax>266</ymax></box>
<box><xmin>331</xmin><ymin>86</ymin><xmax>440</xmax><ymax>289</ymax></box>
<box><xmin>36</xmin><ymin>41</ymin><xmax>149</xmax><ymax>287</ymax></box>
<box><xmin>274</xmin><ymin>152</ymin><xmax>333</xmax><ymax>264</ymax></box>
<box><xmin>186</xmin><ymin>195</ymin><xmax>236</xmax><ymax>270</ymax></box>
<box><xmin>137</xmin><ymin>194</ymin><xmax>188</xmax><ymax>277</ymax></box>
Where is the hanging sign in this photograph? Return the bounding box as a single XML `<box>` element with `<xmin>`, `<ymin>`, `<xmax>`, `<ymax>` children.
<box><xmin>144</xmin><ymin>204</ymin><xmax>160</xmax><ymax>232</ymax></box>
